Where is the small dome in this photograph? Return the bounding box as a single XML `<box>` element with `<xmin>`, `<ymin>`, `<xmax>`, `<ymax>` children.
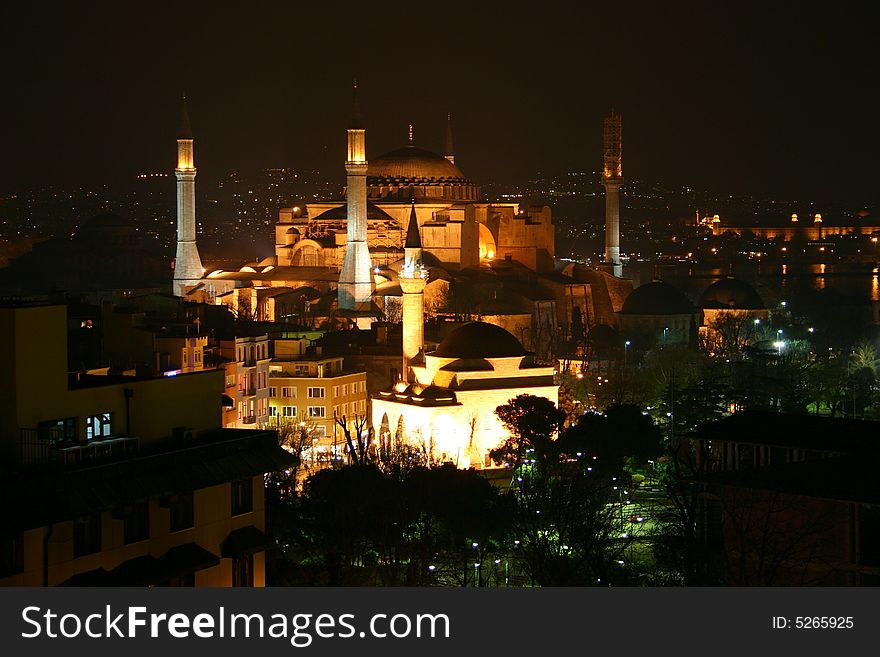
<box><xmin>587</xmin><ymin>323</ymin><xmax>619</xmax><ymax>348</ymax></box>
<box><xmin>369</xmin><ymin>145</ymin><xmax>467</xmax><ymax>182</ymax></box>
<box><xmin>620</xmin><ymin>281</ymin><xmax>693</xmax><ymax>315</ymax></box>
<box><xmin>434</xmin><ymin>322</ymin><xmax>528</xmax><ymax>359</ymax></box>
<box><xmin>700</xmin><ymin>277</ymin><xmax>765</xmax><ymax>310</ymax></box>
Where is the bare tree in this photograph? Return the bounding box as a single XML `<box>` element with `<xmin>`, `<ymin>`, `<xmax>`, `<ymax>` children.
<box><xmin>333</xmin><ymin>412</ymin><xmax>373</xmax><ymax>465</ymax></box>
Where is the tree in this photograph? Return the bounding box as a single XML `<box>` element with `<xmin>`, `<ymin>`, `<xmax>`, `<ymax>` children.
<box><xmin>560</xmin><ymin>404</ymin><xmax>664</xmax><ymax>466</ymax></box>
<box><xmin>333</xmin><ymin>412</ymin><xmax>373</xmax><ymax>465</ymax></box>
<box><xmin>489</xmin><ymin>394</ymin><xmax>565</xmax><ymax>468</ymax></box>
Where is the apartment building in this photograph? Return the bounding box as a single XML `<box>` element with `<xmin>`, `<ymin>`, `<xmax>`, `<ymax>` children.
<box><xmin>0</xmin><ymin>303</ymin><xmax>293</xmax><ymax>586</ymax></box>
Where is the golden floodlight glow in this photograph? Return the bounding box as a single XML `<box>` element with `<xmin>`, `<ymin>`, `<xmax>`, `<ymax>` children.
<box><xmin>814</xmin><ymin>213</ymin><xmax>822</xmax><ymax>223</ymax></box>
<box><xmin>791</xmin><ymin>213</ymin><xmax>798</xmax><ymax>222</ymax></box>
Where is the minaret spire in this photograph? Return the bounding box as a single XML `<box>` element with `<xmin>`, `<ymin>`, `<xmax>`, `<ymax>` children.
<box><xmin>408</xmin><ymin>123</ymin><xmax>414</xmax><ymax>145</ymax></box>
<box><xmin>404</xmin><ymin>199</ymin><xmax>422</xmax><ymax>267</ymax></box>
<box><xmin>602</xmin><ymin>111</ymin><xmax>623</xmax><ymax>278</ymax></box>
<box><xmin>349</xmin><ymin>79</ymin><xmax>363</xmax><ymax>129</ymax></box>
<box><xmin>444</xmin><ymin>112</ymin><xmax>455</xmax><ymax>164</ymax></box>
<box><xmin>179</xmin><ymin>94</ymin><xmax>193</xmax><ymax>139</ymax></box>
<box><xmin>173</xmin><ymin>95</ymin><xmax>203</xmax><ymax>297</ymax></box>
<box><xmin>338</xmin><ymin>84</ymin><xmax>374</xmax><ymax>326</ymax></box>
<box><xmin>399</xmin><ymin>199</ymin><xmax>426</xmax><ymax>382</ymax></box>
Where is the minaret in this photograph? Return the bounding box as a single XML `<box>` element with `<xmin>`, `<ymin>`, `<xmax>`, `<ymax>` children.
<box><xmin>602</xmin><ymin>111</ymin><xmax>623</xmax><ymax>278</ymax></box>
<box><xmin>173</xmin><ymin>95</ymin><xmax>204</xmax><ymax>297</ymax></box>
<box><xmin>338</xmin><ymin>82</ymin><xmax>374</xmax><ymax>324</ymax></box>
<box><xmin>444</xmin><ymin>112</ymin><xmax>455</xmax><ymax>164</ymax></box>
<box><xmin>399</xmin><ymin>200</ymin><xmax>426</xmax><ymax>382</ymax></box>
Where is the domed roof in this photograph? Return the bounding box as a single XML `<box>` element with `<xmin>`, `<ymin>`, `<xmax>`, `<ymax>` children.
<box><xmin>700</xmin><ymin>277</ymin><xmax>765</xmax><ymax>310</ymax></box>
<box><xmin>587</xmin><ymin>323</ymin><xmax>619</xmax><ymax>347</ymax></box>
<box><xmin>620</xmin><ymin>281</ymin><xmax>693</xmax><ymax>315</ymax></box>
<box><xmin>368</xmin><ymin>145</ymin><xmax>467</xmax><ymax>182</ymax></box>
<box><xmin>434</xmin><ymin>322</ymin><xmax>528</xmax><ymax>359</ymax></box>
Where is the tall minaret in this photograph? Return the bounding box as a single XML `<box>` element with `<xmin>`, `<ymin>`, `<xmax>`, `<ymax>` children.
<box><xmin>338</xmin><ymin>82</ymin><xmax>374</xmax><ymax>322</ymax></box>
<box><xmin>173</xmin><ymin>95</ymin><xmax>204</xmax><ymax>297</ymax></box>
<box><xmin>444</xmin><ymin>112</ymin><xmax>455</xmax><ymax>164</ymax></box>
<box><xmin>602</xmin><ymin>111</ymin><xmax>623</xmax><ymax>278</ymax></box>
<box><xmin>399</xmin><ymin>200</ymin><xmax>426</xmax><ymax>382</ymax></box>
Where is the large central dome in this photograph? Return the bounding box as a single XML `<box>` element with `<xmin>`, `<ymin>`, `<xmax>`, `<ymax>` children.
<box><xmin>369</xmin><ymin>145</ymin><xmax>467</xmax><ymax>182</ymax></box>
<box><xmin>365</xmin><ymin>143</ymin><xmax>481</xmax><ymax>201</ymax></box>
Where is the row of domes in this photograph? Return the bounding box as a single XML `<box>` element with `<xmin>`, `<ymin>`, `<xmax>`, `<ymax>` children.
<box><xmin>620</xmin><ymin>277</ymin><xmax>765</xmax><ymax>315</ymax></box>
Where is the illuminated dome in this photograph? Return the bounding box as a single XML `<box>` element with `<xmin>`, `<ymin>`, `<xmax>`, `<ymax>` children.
<box><xmin>700</xmin><ymin>278</ymin><xmax>765</xmax><ymax>310</ymax></box>
<box><xmin>366</xmin><ymin>142</ymin><xmax>480</xmax><ymax>201</ymax></box>
<box><xmin>369</xmin><ymin>146</ymin><xmax>466</xmax><ymax>181</ymax></box>
<box><xmin>434</xmin><ymin>322</ymin><xmax>528</xmax><ymax>359</ymax></box>
<box><xmin>620</xmin><ymin>281</ymin><xmax>693</xmax><ymax>315</ymax></box>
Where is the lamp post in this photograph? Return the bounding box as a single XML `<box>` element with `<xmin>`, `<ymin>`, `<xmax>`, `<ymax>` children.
<box><xmin>663</xmin><ymin>327</ymin><xmax>669</xmax><ymax>344</ymax></box>
<box><xmin>624</xmin><ymin>340</ymin><xmax>631</xmax><ymax>366</ymax></box>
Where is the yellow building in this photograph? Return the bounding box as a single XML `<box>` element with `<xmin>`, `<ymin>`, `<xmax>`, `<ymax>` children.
<box><xmin>267</xmin><ymin>336</ymin><xmax>368</xmax><ymax>460</ymax></box>
<box><xmin>0</xmin><ymin>303</ymin><xmax>293</xmax><ymax>586</ymax></box>
<box><xmin>216</xmin><ymin>331</ymin><xmax>271</xmax><ymax>429</ymax></box>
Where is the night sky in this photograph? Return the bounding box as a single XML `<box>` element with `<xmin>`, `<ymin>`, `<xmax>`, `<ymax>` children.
<box><xmin>1</xmin><ymin>2</ymin><xmax>876</xmax><ymax>203</ymax></box>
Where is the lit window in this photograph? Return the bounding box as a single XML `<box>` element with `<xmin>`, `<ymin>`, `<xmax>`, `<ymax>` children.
<box><xmin>308</xmin><ymin>406</ymin><xmax>326</xmax><ymax>418</ymax></box>
<box><xmin>308</xmin><ymin>387</ymin><xmax>325</xmax><ymax>398</ymax></box>
<box><xmin>85</xmin><ymin>413</ymin><xmax>111</xmax><ymax>441</ymax></box>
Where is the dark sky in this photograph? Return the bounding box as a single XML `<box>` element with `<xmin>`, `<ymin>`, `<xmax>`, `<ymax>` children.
<box><xmin>1</xmin><ymin>2</ymin><xmax>876</xmax><ymax>203</ymax></box>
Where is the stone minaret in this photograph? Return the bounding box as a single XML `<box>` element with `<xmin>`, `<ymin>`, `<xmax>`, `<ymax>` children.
<box><xmin>602</xmin><ymin>111</ymin><xmax>623</xmax><ymax>278</ymax></box>
<box><xmin>444</xmin><ymin>112</ymin><xmax>455</xmax><ymax>164</ymax></box>
<box><xmin>399</xmin><ymin>200</ymin><xmax>426</xmax><ymax>382</ymax></box>
<box><xmin>338</xmin><ymin>83</ymin><xmax>373</xmax><ymax>320</ymax></box>
<box><xmin>173</xmin><ymin>96</ymin><xmax>204</xmax><ymax>297</ymax></box>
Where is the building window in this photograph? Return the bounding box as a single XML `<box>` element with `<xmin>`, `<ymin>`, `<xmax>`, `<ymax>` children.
<box><xmin>85</xmin><ymin>413</ymin><xmax>112</xmax><ymax>441</ymax></box>
<box><xmin>169</xmin><ymin>492</ymin><xmax>194</xmax><ymax>532</ymax></box>
<box><xmin>308</xmin><ymin>406</ymin><xmax>326</xmax><ymax>418</ymax></box>
<box><xmin>73</xmin><ymin>513</ymin><xmax>102</xmax><ymax>557</ymax></box>
<box><xmin>313</xmin><ymin>425</ymin><xmax>327</xmax><ymax>437</ymax></box>
<box><xmin>0</xmin><ymin>532</ymin><xmax>24</xmax><ymax>577</ymax></box>
<box><xmin>269</xmin><ymin>386</ymin><xmax>277</xmax><ymax>397</ymax></box>
<box><xmin>124</xmin><ymin>502</ymin><xmax>150</xmax><ymax>544</ymax></box>
<box><xmin>232</xmin><ymin>554</ymin><xmax>254</xmax><ymax>587</ymax></box>
<box><xmin>308</xmin><ymin>387</ymin><xmax>325</xmax><ymax>398</ymax></box>
<box><xmin>39</xmin><ymin>417</ymin><xmax>77</xmax><ymax>445</ymax></box>
<box><xmin>231</xmin><ymin>479</ymin><xmax>253</xmax><ymax>516</ymax></box>
<box><xmin>268</xmin><ymin>406</ymin><xmax>277</xmax><ymax>417</ymax></box>
<box><xmin>282</xmin><ymin>405</ymin><xmax>297</xmax><ymax>417</ymax></box>
<box><xmin>281</xmin><ymin>386</ymin><xmax>295</xmax><ymax>398</ymax></box>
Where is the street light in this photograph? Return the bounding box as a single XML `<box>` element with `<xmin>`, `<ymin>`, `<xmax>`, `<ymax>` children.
<box><xmin>624</xmin><ymin>340</ymin><xmax>631</xmax><ymax>366</ymax></box>
<box><xmin>663</xmin><ymin>327</ymin><xmax>669</xmax><ymax>344</ymax></box>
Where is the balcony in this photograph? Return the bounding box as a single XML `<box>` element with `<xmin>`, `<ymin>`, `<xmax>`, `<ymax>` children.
<box><xmin>241</xmin><ymin>416</ymin><xmax>257</xmax><ymax>426</ymax></box>
<box><xmin>19</xmin><ymin>429</ymin><xmax>140</xmax><ymax>469</ymax></box>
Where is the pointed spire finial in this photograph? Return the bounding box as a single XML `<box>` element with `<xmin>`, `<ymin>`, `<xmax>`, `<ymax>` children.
<box><xmin>444</xmin><ymin>111</ymin><xmax>455</xmax><ymax>163</ymax></box>
<box><xmin>348</xmin><ymin>79</ymin><xmax>364</xmax><ymax>129</ymax></box>
<box><xmin>408</xmin><ymin>123</ymin><xmax>414</xmax><ymax>145</ymax></box>
<box><xmin>405</xmin><ymin>197</ymin><xmax>422</xmax><ymax>250</ymax></box>
<box><xmin>179</xmin><ymin>94</ymin><xmax>193</xmax><ymax>139</ymax></box>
